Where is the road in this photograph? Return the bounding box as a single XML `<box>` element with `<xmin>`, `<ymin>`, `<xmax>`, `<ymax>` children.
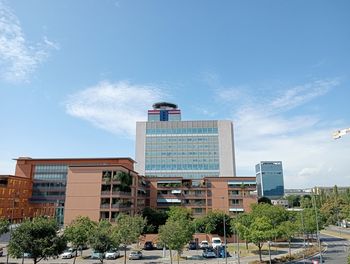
<box><xmin>293</xmin><ymin>234</ymin><xmax>349</xmax><ymax>264</ymax></box>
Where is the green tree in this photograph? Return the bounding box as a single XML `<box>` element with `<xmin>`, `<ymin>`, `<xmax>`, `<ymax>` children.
<box><xmin>142</xmin><ymin>207</ymin><xmax>168</xmax><ymax>233</ymax></box>
<box><xmin>88</xmin><ymin>220</ymin><xmax>114</xmax><ymax>264</ymax></box>
<box><xmin>112</xmin><ymin>214</ymin><xmax>146</xmax><ymax>264</ymax></box>
<box><xmin>300</xmin><ymin>195</ymin><xmax>313</xmax><ymax>208</ymax></box>
<box><xmin>158</xmin><ymin>219</ymin><xmax>193</xmax><ymax>264</ymax></box>
<box><xmin>247</xmin><ymin>216</ymin><xmax>273</xmax><ymax>262</ymax></box>
<box><xmin>286</xmin><ymin>195</ymin><xmax>301</xmax><ymax>207</ymax></box>
<box><xmin>199</xmin><ymin>211</ymin><xmax>232</xmax><ymax>237</ymax></box>
<box><xmin>167</xmin><ymin>206</ymin><xmax>193</xmax><ymax>222</ymax></box>
<box><xmin>8</xmin><ymin>217</ymin><xmax>66</xmax><ymax>264</ymax></box>
<box><xmin>231</xmin><ymin>213</ymin><xmax>252</xmax><ymax>250</ymax></box>
<box><xmin>258</xmin><ymin>197</ymin><xmax>272</xmax><ymax>205</ymax></box>
<box><xmin>278</xmin><ymin>220</ymin><xmax>299</xmax><ymax>257</ymax></box>
<box><xmin>0</xmin><ymin>218</ymin><xmax>9</xmax><ymax>235</ymax></box>
<box><xmin>64</xmin><ymin>216</ymin><xmax>96</xmax><ymax>263</ymax></box>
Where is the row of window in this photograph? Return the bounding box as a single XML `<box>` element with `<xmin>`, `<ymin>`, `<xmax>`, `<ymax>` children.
<box><xmin>33</xmin><ymin>182</ymin><xmax>66</xmax><ymax>188</ymax></box>
<box><xmin>34</xmin><ymin>173</ymin><xmax>67</xmax><ymax>180</ymax></box>
<box><xmin>145</xmin><ymin>163</ymin><xmax>219</xmax><ymax>170</ymax></box>
<box><xmin>146</xmin><ymin>127</ymin><xmax>218</xmax><ymax>135</ymax></box>
<box><xmin>145</xmin><ymin>151</ymin><xmax>219</xmax><ymax>157</ymax></box>
<box><xmin>34</xmin><ymin>165</ymin><xmax>68</xmax><ymax>173</ymax></box>
<box><xmin>146</xmin><ymin>136</ymin><xmax>218</xmax><ymax>143</ymax></box>
<box><xmin>147</xmin><ymin>172</ymin><xmax>220</xmax><ymax>179</ymax></box>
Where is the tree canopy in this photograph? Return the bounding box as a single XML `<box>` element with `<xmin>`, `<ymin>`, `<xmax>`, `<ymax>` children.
<box><xmin>8</xmin><ymin>217</ymin><xmax>66</xmax><ymax>264</ymax></box>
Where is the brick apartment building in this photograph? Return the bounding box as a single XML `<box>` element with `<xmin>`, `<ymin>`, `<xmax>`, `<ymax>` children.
<box><xmin>147</xmin><ymin>176</ymin><xmax>257</xmax><ymax>216</ymax></box>
<box><xmin>0</xmin><ymin>157</ymin><xmax>258</xmax><ymax>225</ymax></box>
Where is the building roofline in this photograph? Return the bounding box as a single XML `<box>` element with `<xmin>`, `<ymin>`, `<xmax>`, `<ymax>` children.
<box><xmin>13</xmin><ymin>157</ymin><xmax>135</xmax><ymax>163</ymax></box>
<box><xmin>68</xmin><ymin>164</ymin><xmax>139</xmax><ymax>174</ymax></box>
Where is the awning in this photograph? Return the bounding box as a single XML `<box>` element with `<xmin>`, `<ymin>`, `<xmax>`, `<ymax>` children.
<box><xmin>229</xmin><ymin>208</ymin><xmax>244</xmax><ymax>212</ymax></box>
<box><xmin>157</xmin><ymin>198</ymin><xmax>181</xmax><ymax>203</ymax></box>
<box><xmin>171</xmin><ymin>190</ymin><xmax>182</xmax><ymax>194</ymax></box>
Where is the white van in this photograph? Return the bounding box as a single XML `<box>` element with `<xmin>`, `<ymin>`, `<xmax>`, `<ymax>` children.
<box><xmin>211</xmin><ymin>237</ymin><xmax>222</xmax><ymax>249</ymax></box>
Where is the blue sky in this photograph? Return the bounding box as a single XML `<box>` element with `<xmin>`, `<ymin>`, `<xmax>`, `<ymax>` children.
<box><xmin>0</xmin><ymin>0</ymin><xmax>349</xmax><ymax>188</ymax></box>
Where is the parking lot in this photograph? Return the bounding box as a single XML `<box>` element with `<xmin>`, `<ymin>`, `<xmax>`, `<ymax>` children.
<box><xmin>0</xmin><ymin>245</ymin><xmax>237</xmax><ymax>264</ymax></box>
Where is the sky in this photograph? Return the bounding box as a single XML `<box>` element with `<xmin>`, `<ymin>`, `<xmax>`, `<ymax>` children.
<box><xmin>0</xmin><ymin>0</ymin><xmax>350</xmax><ymax>189</ymax></box>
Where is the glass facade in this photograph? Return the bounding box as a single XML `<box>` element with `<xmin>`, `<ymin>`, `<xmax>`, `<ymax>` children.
<box><xmin>32</xmin><ymin>164</ymin><xmax>68</xmax><ymax>225</ymax></box>
<box><xmin>256</xmin><ymin>161</ymin><xmax>284</xmax><ymax>198</ymax></box>
<box><xmin>145</xmin><ymin>121</ymin><xmax>220</xmax><ymax>179</ymax></box>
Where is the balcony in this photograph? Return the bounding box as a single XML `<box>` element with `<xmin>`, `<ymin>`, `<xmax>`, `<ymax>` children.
<box><xmin>101</xmin><ymin>190</ymin><xmax>111</xmax><ymax>196</ymax></box>
<box><xmin>100</xmin><ymin>204</ymin><xmax>110</xmax><ymax>209</ymax></box>
<box><xmin>111</xmin><ymin>191</ymin><xmax>132</xmax><ymax>196</ymax></box>
<box><xmin>111</xmin><ymin>203</ymin><xmax>133</xmax><ymax>209</ymax></box>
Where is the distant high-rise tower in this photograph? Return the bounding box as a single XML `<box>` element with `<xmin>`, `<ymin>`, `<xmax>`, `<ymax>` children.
<box><xmin>255</xmin><ymin>161</ymin><xmax>284</xmax><ymax>198</ymax></box>
<box><xmin>135</xmin><ymin>102</ymin><xmax>236</xmax><ymax>179</ymax></box>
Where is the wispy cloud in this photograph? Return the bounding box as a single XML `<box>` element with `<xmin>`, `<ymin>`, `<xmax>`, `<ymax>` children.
<box><xmin>0</xmin><ymin>1</ymin><xmax>59</xmax><ymax>83</ymax></box>
<box><xmin>216</xmin><ymin>78</ymin><xmax>349</xmax><ymax>188</ymax></box>
<box><xmin>65</xmin><ymin>81</ymin><xmax>166</xmax><ymax>138</ymax></box>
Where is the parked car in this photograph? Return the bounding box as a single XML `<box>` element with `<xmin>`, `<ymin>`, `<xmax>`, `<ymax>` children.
<box><xmin>215</xmin><ymin>245</ymin><xmax>229</xmax><ymax>258</ymax></box>
<box><xmin>105</xmin><ymin>249</ymin><xmax>120</xmax><ymax>259</ymax></box>
<box><xmin>143</xmin><ymin>241</ymin><xmax>154</xmax><ymax>250</ymax></box>
<box><xmin>0</xmin><ymin>248</ymin><xmax>3</xmax><ymax>257</ymax></box>
<box><xmin>211</xmin><ymin>237</ymin><xmax>222</xmax><ymax>249</ymax></box>
<box><xmin>188</xmin><ymin>241</ymin><xmax>197</xmax><ymax>250</ymax></box>
<box><xmin>23</xmin><ymin>253</ymin><xmax>32</xmax><ymax>258</ymax></box>
<box><xmin>91</xmin><ymin>251</ymin><xmax>104</xmax><ymax>259</ymax></box>
<box><xmin>199</xmin><ymin>240</ymin><xmax>209</xmax><ymax>249</ymax></box>
<box><xmin>61</xmin><ymin>248</ymin><xmax>76</xmax><ymax>259</ymax></box>
<box><xmin>202</xmin><ymin>248</ymin><xmax>216</xmax><ymax>258</ymax></box>
<box><xmin>128</xmin><ymin>251</ymin><xmax>142</xmax><ymax>260</ymax></box>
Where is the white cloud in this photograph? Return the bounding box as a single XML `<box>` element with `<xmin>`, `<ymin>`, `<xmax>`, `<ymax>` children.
<box><xmin>0</xmin><ymin>1</ymin><xmax>58</xmax><ymax>83</ymax></box>
<box><xmin>218</xmin><ymin>78</ymin><xmax>350</xmax><ymax>188</ymax></box>
<box><xmin>65</xmin><ymin>81</ymin><xmax>166</xmax><ymax>138</ymax></box>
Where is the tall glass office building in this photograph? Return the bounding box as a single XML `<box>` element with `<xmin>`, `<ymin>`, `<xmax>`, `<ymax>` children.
<box><xmin>135</xmin><ymin>102</ymin><xmax>236</xmax><ymax>179</ymax></box>
<box><xmin>255</xmin><ymin>161</ymin><xmax>284</xmax><ymax>198</ymax></box>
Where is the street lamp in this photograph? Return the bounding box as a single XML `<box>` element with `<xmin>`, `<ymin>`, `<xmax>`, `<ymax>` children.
<box><xmin>312</xmin><ymin>195</ymin><xmax>323</xmax><ymax>263</ymax></box>
<box><xmin>220</xmin><ymin>197</ymin><xmax>227</xmax><ymax>264</ymax></box>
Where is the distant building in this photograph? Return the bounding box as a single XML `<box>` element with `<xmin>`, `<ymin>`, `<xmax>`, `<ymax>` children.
<box><xmin>255</xmin><ymin>161</ymin><xmax>284</xmax><ymax>199</ymax></box>
<box><xmin>311</xmin><ymin>186</ymin><xmax>350</xmax><ymax>195</ymax></box>
<box><xmin>135</xmin><ymin>102</ymin><xmax>236</xmax><ymax>179</ymax></box>
<box><xmin>271</xmin><ymin>199</ymin><xmax>289</xmax><ymax>208</ymax></box>
<box><xmin>284</xmin><ymin>188</ymin><xmax>312</xmax><ymax>196</ymax></box>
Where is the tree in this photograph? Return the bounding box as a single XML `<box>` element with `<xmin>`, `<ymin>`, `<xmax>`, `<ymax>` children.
<box><xmin>64</xmin><ymin>216</ymin><xmax>96</xmax><ymax>263</ymax></box>
<box><xmin>112</xmin><ymin>214</ymin><xmax>146</xmax><ymax>264</ymax></box>
<box><xmin>88</xmin><ymin>220</ymin><xmax>114</xmax><ymax>264</ymax></box>
<box><xmin>199</xmin><ymin>211</ymin><xmax>232</xmax><ymax>237</ymax></box>
<box><xmin>286</xmin><ymin>195</ymin><xmax>301</xmax><ymax>208</ymax></box>
<box><xmin>0</xmin><ymin>218</ymin><xmax>9</xmax><ymax>236</ymax></box>
<box><xmin>231</xmin><ymin>213</ymin><xmax>252</xmax><ymax>250</ymax></box>
<box><xmin>258</xmin><ymin>197</ymin><xmax>272</xmax><ymax>205</ymax></box>
<box><xmin>8</xmin><ymin>217</ymin><xmax>66</xmax><ymax>264</ymax></box>
<box><xmin>247</xmin><ymin>216</ymin><xmax>273</xmax><ymax>262</ymax></box>
<box><xmin>142</xmin><ymin>207</ymin><xmax>168</xmax><ymax>233</ymax></box>
<box><xmin>278</xmin><ymin>220</ymin><xmax>299</xmax><ymax>257</ymax></box>
<box><xmin>167</xmin><ymin>206</ymin><xmax>193</xmax><ymax>222</ymax></box>
<box><xmin>300</xmin><ymin>195</ymin><xmax>313</xmax><ymax>208</ymax></box>
<box><xmin>158</xmin><ymin>219</ymin><xmax>193</xmax><ymax>264</ymax></box>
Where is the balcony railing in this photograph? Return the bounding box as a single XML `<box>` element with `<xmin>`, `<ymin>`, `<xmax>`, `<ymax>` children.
<box><xmin>111</xmin><ymin>191</ymin><xmax>132</xmax><ymax>196</ymax></box>
<box><xmin>100</xmin><ymin>204</ymin><xmax>110</xmax><ymax>209</ymax></box>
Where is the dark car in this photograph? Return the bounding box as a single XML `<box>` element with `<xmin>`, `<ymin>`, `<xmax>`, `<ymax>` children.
<box><xmin>188</xmin><ymin>241</ymin><xmax>197</xmax><ymax>250</ymax></box>
<box><xmin>143</xmin><ymin>241</ymin><xmax>154</xmax><ymax>250</ymax></box>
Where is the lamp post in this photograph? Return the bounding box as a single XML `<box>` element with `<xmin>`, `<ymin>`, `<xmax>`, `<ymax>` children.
<box><xmin>312</xmin><ymin>195</ymin><xmax>322</xmax><ymax>263</ymax></box>
<box><xmin>220</xmin><ymin>197</ymin><xmax>227</xmax><ymax>264</ymax></box>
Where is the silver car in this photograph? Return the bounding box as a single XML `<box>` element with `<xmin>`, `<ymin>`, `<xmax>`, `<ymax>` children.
<box><xmin>128</xmin><ymin>251</ymin><xmax>142</xmax><ymax>260</ymax></box>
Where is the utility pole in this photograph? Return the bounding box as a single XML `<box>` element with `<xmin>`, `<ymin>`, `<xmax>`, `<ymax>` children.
<box><xmin>312</xmin><ymin>195</ymin><xmax>323</xmax><ymax>263</ymax></box>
